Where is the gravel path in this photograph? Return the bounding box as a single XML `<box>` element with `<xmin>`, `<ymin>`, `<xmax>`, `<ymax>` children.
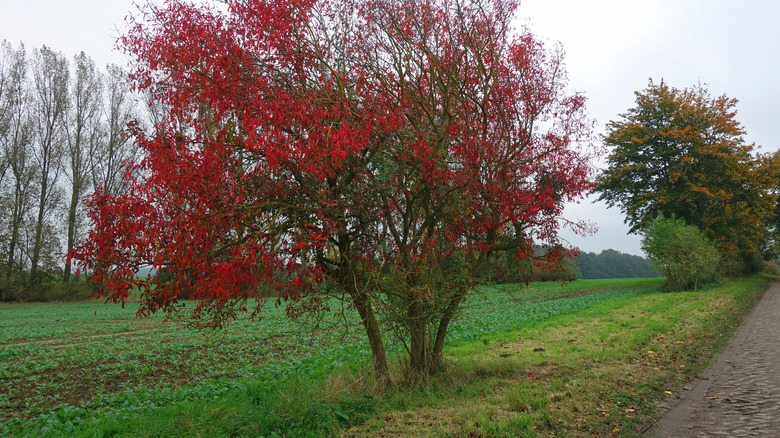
<box><xmin>648</xmin><ymin>281</ymin><xmax>780</xmax><ymax>436</ymax></box>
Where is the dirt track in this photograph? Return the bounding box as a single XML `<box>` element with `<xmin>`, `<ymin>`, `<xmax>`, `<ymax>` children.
<box><xmin>648</xmin><ymin>281</ymin><xmax>780</xmax><ymax>436</ymax></box>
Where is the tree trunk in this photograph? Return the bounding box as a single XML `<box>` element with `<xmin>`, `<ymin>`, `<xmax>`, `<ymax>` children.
<box><xmin>5</xmin><ymin>179</ymin><xmax>25</xmax><ymax>280</ymax></box>
<box><xmin>430</xmin><ymin>289</ymin><xmax>467</xmax><ymax>372</ymax></box>
<box><xmin>407</xmin><ymin>296</ymin><xmax>431</xmax><ymax>378</ymax></box>
<box><xmin>29</xmin><ymin>180</ymin><xmax>47</xmax><ymax>284</ymax></box>
<box><xmin>63</xmin><ymin>183</ymin><xmax>80</xmax><ymax>283</ymax></box>
<box><xmin>351</xmin><ymin>288</ymin><xmax>390</xmax><ymax>387</ymax></box>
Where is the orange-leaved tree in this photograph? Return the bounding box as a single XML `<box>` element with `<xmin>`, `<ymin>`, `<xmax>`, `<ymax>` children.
<box><xmin>596</xmin><ymin>79</ymin><xmax>778</xmax><ymax>273</ymax></box>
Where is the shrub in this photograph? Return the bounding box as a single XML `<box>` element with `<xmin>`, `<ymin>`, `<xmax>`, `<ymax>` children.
<box><xmin>642</xmin><ymin>216</ymin><xmax>720</xmax><ymax>291</ymax></box>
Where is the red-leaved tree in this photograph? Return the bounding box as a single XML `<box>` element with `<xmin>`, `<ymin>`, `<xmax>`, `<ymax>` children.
<box><xmin>73</xmin><ymin>0</ymin><xmax>598</xmax><ymax>382</ymax></box>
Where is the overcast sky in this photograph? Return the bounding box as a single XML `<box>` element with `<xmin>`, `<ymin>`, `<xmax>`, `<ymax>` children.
<box><xmin>2</xmin><ymin>0</ymin><xmax>778</xmax><ymax>256</ymax></box>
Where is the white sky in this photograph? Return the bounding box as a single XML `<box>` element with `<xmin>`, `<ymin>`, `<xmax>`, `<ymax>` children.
<box><xmin>2</xmin><ymin>0</ymin><xmax>778</xmax><ymax>256</ymax></box>
<box><xmin>518</xmin><ymin>0</ymin><xmax>780</xmax><ymax>255</ymax></box>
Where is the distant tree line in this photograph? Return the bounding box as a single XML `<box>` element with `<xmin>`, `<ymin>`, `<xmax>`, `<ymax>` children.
<box><xmin>478</xmin><ymin>248</ymin><xmax>659</xmax><ymax>284</ymax></box>
<box><xmin>0</xmin><ymin>41</ymin><xmax>137</xmax><ymax>300</ymax></box>
<box><xmin>571</xmin><ymin>249</ymin><xmax>659</xmax><ymax>280</ymax></box>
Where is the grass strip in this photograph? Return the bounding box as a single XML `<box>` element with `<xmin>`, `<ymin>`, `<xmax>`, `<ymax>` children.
<box><xmin>345</xmin><ymin>275</ymin><xmax>770</xmax><ymax>437</ymax></box>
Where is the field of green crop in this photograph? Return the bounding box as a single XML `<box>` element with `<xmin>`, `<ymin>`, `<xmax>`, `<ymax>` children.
<box><xmin>1</xmin><ymin>278</ymin><xmax>663</xmax><ymax>436</ymax></box>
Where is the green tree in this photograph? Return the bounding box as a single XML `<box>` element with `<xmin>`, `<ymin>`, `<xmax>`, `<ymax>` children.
<box><xmin>642</xmin><ymin>216</ymin><xmax>720</xmax><ymax>291</ymax></box>
<box><xmin>596</xmin><ymin>79</ymin><xmax>778</xmax><ymax>273</ymax></box>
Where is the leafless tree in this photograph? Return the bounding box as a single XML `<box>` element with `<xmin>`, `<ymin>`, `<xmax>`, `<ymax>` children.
<box><xmin>91</xmin><ymin>64</ymin><xmax>136</xmax><ymax>196</ymax></box>
<box><xmin>29</xmin><ymin>46</ymin><xmax>69</xmax><ymax>282</ymax></box>
<box><xmin>63</xmin><ymin>52</ymin><xmax>103</xmax><ymax>282</ymax></box>
<box><xmin>0</xmin><ymin>42</ymin><xmax>36</xmax><ymax>287</ymax></box>
<box><xmin>1</xmin><ymin>42</ymin><xmax>138</xmax><ymax>297</ymax></box>
<box><xmin>0</xmin><ymin>42</ymin><xmax>11</xmax><ymax>186</ymax></box>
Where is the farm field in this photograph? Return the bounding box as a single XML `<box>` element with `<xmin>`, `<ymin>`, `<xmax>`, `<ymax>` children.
<box><xmin>0</xmin><ymin>276</ymin><xmax>769</xmax><ymax>437</ymax></box>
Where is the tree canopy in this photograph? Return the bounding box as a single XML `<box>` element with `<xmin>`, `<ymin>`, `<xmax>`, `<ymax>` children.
<box><xmin>596</xmin><ymin>80</ymin><xmax>778</xmax><ymax>273</ymax></box>
<box><xmin>73</xmin><ymin>0</ymin><xmax>598</xmax><ymax>381</ymax></box>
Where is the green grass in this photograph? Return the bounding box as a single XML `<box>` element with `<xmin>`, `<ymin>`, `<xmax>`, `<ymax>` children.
<box><xmin>348</xmin><ymin>275</ymin><xmax>769</xmax><ymax>437</ymax></box>
<box><xmin>0</xmin><ymin>276</ymin><xmax>769</xmax><ymax>437</ymax></box>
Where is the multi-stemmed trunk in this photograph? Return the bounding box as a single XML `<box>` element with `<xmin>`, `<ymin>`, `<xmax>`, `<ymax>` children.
<box><xmin>407</xmin><ymin>287</ymin><xmax>468</xmax><ymax>377</ymax></box>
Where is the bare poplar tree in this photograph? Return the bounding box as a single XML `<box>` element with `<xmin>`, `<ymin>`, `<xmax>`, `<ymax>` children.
<box><xmin>0</xmin><ymin>41</ymin><xmax>11</xmax><ymax>186</ymax></box>
<box><xmin>2</xmin><ymin>43</ymin><xmax>138</xmax><ymax>297</ymax></box>
<box><xmin>29</xmin><ymin>46</ymin><xmax>68</xmax><ymax>283</ymax></box>
<box><xmin>62</xmin><ymin>52</ymin><xmax>103</xmax><ymax>282</ymax></box>
<box><xmin>91</xmin><ymin>64</ymin><xmax>136</xmax><ymax>196</ymax></box>
<box><xmin>0</xmin><ymin>42</ymin><xmax>36</xmax><ymax>291</ymax></box>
